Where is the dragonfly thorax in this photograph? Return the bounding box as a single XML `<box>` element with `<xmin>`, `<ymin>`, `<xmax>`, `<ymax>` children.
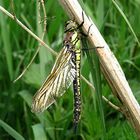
<box><xmin>64</xmin><ymin>21</ymin><xmax>80</xmax><ymax>50</ymax></box>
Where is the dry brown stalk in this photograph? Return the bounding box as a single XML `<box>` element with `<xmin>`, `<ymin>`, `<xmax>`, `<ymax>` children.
<box><xmin>58</xmin><ymin>0</ymin><xmax>140</xmax><ymax>137</ymax></box>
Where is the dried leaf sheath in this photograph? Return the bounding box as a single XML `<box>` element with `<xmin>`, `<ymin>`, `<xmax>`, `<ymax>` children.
<box><xmin>31</xmin><ymin>46</ymin><xmax>76</xmax><ymax>113</ymax></box>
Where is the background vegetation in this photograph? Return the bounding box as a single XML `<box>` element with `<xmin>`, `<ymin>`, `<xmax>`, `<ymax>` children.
<box><xmin>0</xmin><ymin>0</ymin><xmax>140</xmax><ymax>139</ymax></box>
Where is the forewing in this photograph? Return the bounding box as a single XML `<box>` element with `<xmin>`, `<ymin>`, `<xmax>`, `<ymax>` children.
<box><xmin>31</xmin><ymin>47</ymin><xmax>75</xmax><ymax>113</ymax></box>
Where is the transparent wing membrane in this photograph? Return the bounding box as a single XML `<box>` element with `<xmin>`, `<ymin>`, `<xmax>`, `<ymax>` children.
<box><xmin>32</xmin><ymin>46</ymin><xmax>76</xmax><ymax>113</ymax></box>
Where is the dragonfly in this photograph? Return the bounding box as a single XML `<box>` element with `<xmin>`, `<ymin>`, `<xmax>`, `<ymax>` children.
<box><xmin>31</xmin><ymin>20</ymin><xmax>83</xmax><ymax>131</ymax></box>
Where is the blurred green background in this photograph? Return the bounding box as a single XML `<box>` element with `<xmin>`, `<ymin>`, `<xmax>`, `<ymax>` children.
<box><xmin>0</xmin><ymin>0</ymin><xmax>140</xmax><ymax>139</ymax></box>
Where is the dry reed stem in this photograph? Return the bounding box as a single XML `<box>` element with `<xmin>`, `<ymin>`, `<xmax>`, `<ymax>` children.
<box><xmin>58</xmin><ymin>0</ymin><xmax>140</xmax><ymax>136</ymax></box>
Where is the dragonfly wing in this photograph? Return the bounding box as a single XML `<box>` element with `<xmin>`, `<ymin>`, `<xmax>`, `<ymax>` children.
<box><xmin>31</xmin><ymin>47</ymin><xmax>75</xmax><ymax>113</ymax></box>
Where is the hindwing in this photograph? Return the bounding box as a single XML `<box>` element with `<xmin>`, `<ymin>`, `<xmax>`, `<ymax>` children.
<box><xmin>31</xmin><ymin>46</ymin><xmax>75</xmax><ymax>113</ymax></box>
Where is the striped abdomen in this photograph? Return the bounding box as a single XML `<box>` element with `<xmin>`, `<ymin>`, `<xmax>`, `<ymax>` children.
<box><xmin>72</xmin><ymin>49</ymin><xmax>81</xmax><ymax>132</ymax></box>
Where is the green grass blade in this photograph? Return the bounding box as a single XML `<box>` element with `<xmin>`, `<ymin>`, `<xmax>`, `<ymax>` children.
<box><xmin>32</xmin><ymin>124</ymin><xmax>47</xmax><ymax>140</ymax></box>
<box><xmin>82</xmin><ymin>38</ymin><xmax>106</xmax><ymax>139</ymax></box>
<box><xmin>0</xmin><ymin>119</ymin><xmax>25</xmax><ymax>140</ymax></box>
<box><xmin>36</xmin><ymin>1</ymin><xmax>53</xmax><ymax>81</ymax></box>
<box><xmin>22</xmin><ymin>63</ymin><xmax>42</xmax><ymax>87</ymax></box>
<box><xmin>0</xmin><ymin>1</ymin><xmax>13</xmax><ymax>80</ymax></box>
<box><xmin>112</xmin><ymin>0</ymin><xmax>140</xmax><ymax>47</ymax></box>
<box><xmin>18</xmin><ymin>90</ymin><xmax>32</xmax><ymax>106</ymax></box>
<box><xmin>96</xmin><ymin>0</ymin><xmax>104</xmax><ymax>30</ymax></box>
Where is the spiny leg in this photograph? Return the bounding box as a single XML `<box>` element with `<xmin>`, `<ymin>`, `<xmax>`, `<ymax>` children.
<box><xmin>77</xmin><ymin>11</ymin><xmax>85</xmax><ymax>29</ymax></box>
<box><xmin>77</xmin><ymin>11</ymin><xmax>93</xmax><ymax>37</ymax></box>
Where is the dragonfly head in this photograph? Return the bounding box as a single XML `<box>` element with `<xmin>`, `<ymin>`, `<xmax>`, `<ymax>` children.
<box><xmin>64</xmin><ymin>20</ymin><xmax>78</xmax><ymax>33</ymax></box>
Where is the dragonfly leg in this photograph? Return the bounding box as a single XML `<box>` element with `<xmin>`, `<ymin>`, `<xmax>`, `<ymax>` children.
<box><xmin>77</xmin><ymin>11</ymin><xmax>85</xmax><ymax>29</ymax></box>
<box><xmin>77</xmin><ymin>11</ymin><xmax>93</xmax><ymax>37</ymax></box>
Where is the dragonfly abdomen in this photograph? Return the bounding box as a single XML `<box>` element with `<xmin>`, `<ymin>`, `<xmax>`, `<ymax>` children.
<box><xmin>73</xmin><ymin>49</ymin><xmax>81</xmax><ymax>132</ymax></box>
